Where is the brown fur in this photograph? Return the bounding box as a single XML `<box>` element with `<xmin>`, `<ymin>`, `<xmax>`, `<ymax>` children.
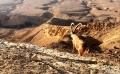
<box><xmin>70</xmin><ymin>23</ymin><xmax>88</xmax><ymax>56</ymax></box>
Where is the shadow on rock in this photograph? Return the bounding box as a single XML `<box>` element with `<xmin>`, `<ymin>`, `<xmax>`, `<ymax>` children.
<box><xmin>78</xmin><ymin>35</ymin><xmax>103</xmax><ymax>53</ymax></box>
<box><xmin>49</xmin><ymin>18</ymin><xmax>87</xmax><ymax>26</ymax></box>
<box><xmin>46</xmin><ymin>35</ymin><xmax>103</xmax><ymax>54</ymax></box>
<box><xmin>0</xmin><ymin>12</ymin><xmax>53</xmax><ymax>29</ymax></box>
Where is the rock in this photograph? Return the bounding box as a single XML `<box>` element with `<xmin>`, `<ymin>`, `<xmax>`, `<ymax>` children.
<box><xmin>31</xmin><ymin>54</ymin><xmax>41</xmax><ymax>61</ymax></box>
<box><xmin>114</xmin><ymin>10</ymin><xmax>118</xmax><ymax>12</ymax></box>
<box><xmin>18</xmin><ymin>43</ymin><xmax>26</xmax><ymax>49</ymax></box>
<box><xmin>103</xmin><ymin>7</ymin><xmax>109</xmax><ymax>11</ymax></box>
<box><xmin>4</xmin><ymin>41</ymin><xmax>9</xmax><ymax>45</ymax></box>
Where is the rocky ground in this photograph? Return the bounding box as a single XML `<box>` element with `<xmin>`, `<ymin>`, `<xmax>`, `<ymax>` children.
<box><xmin>0</xmin><ymin>0</ymin><xmax>120</xmax><ymax>74</ymax></box>
<box><xmin>0</xmin><ymin>39</ymin><xmax>120</xmax><ymax>74</ymax></box>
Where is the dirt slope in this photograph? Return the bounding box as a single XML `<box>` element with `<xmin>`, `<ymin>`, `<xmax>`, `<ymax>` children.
<box><xmin>100</xmin><ymin>25</ymin><xmax>120</xmax><ymax>49</ymax></box>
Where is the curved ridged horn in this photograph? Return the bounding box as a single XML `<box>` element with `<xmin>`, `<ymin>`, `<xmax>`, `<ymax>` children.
<box><xmin>70</xmin><ymin>22</ymin><xmax>75</xmax><ymax>34</ymax></box>
<box><xmin>73</xmin><ymin>23</ymin><xmax>82</xmax><ymax>33</ymax></box>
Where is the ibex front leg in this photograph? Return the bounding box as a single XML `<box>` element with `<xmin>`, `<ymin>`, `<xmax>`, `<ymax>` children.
<box><xmin>72</xmin><ymin>43</ymin><xmax>75</xmax><ymax>53</ymax></box>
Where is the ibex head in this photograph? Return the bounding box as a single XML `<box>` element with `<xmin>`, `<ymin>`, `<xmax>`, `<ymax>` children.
<box><xmin>70</xmin><ymin>22</ymin><xmax>83</xmax><ymax>34</ymax></box>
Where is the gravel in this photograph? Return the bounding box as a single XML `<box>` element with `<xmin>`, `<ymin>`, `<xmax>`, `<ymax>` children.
<box><xmin>0</xmin><ymin>39</ymin><xmax>120</xmax><ymax>74</ymax></box>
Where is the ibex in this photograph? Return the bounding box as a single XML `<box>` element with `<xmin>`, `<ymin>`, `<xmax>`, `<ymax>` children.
<box><xmin>70</xmin><ymin>23</ymin><xmax>89</xmax><ymax>56</ymax></box>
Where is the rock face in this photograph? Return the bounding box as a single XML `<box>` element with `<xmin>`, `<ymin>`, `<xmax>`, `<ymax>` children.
<box><xmin>0</xmin><ymin>39</ymin><xmax>120</xmax><ymax>74</ymax></box>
